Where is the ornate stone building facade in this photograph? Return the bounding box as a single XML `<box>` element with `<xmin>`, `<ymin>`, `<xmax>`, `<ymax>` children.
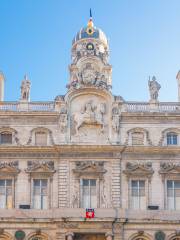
<box><xmin>0</xmin><ymin>15</ymin><xmax>180</xmax><ymax>240</ymax></box>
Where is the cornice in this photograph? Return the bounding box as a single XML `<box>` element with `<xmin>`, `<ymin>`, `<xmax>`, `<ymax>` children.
<box><xmin>0</xmin><ymin>145</ymin><xmax>180</xmax><ymax>157</ymax></box>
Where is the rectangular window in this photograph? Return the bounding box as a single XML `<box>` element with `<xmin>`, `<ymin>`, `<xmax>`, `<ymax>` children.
<box><xmin>167</xmin><ymin>133</ymin><xmax>178</xmax><ymax>145</ymax></box>
<box><xmin>167</xmin><ymin>180</ymin><xmax>180</xmax><ymax>210</ymax></box>
<box><xmin>33</xmin><ymin>179</ymin><xmax>48</xmax><ymax>209</ymax></box>
<box><xmin>0</xmin><ymin>132</ymin><xmax>12</xmax><ymax>144</ymax></box>
<box><xmin>131</xmin><ymin>180</ymin><xmax>146</xmax><ymax>209</ymax></box>
<box><xmin>0</xmin><ymin>179</ymin><xmax>13</xmax><ymax>209</ymax></box>
<box><xmin>35</xmin><ymin>132</ymin><xmax>47</xmax><ymax>146</ymax></box>
<box><xmin>81</xmin><ymin>179</ymin><xmax>97</xmax><ymax>208</ymax></box>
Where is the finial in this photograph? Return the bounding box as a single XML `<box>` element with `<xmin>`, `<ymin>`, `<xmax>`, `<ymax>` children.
<box><xmin>90</xmin><ymin>8</ymin><xmax>92</xmax><ymax>19</ymax></box>
<box><xmin>87</xmin><ymin>8</ymin><xmax>94</xmax><ymax>34</ymax></box>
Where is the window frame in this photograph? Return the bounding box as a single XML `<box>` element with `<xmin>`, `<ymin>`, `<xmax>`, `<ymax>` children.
<box><xmin>166</xmin><ymin>132</ymin><xmax>178</xmax><ymax>146</ymax></box>
<box><xmin>129</xmin><ymin>178</ymin><xmax>149</xmax><ymax>210</ymax></box>
<box><xmin>166</xmin><ymin>179</ymin><xmax>180</xmax><ymax>210</ymax></box>
<box><xmin>80</xmin><ymin>177</ymin><xmax>99</xmax><ymax>209</ymax></box>
<box><xmin>0</xmin><ymin>178</ymin><xmax>15</xmax><ymax>209</ymax></box>
<box><xmin>0</xmin><ymin>131</ymin><xmax>13</xmax><ymax>145</ymax></box>
<box><xmin>31</xmin><ymin>177</ymin><xmax>51</xmax><ymax>210</ymax></box>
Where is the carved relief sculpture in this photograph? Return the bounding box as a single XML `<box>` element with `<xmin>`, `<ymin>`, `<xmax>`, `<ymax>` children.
<box><xmin>123</xmin><ymin>162</ymin><xmax>154</xmax><ymax>178</ymax></box>
<box><xmin>73</xmin><ymin>100</ymin><xmax>106</xmax><ymax>134</ymax></box>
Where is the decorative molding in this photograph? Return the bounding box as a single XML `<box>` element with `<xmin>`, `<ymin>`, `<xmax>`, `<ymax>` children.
<box><xmin>73</xmin><ymin>161</ymin><xmax>106</xmax><ymax>177</ymax></box>
<box><xmin>158</xmin><ymin>128</ymin><xmax>180</xmax><ymax>146</ymax></box>
<box><xmin>27</xmin><ymin>127</ymin><xmax>54</xmax><ymax>145</ymax></box>
<box><xmin>125</xmin><ymin>127</ymin><xmax>152</xmax><ymax>146</ymax></box>
<box><xmin>0</xmin><ymin>161</ymin><xmax>20</xmax><ymax>176</ymax></box>
<box><xmin>58</xmin><ymin>222</ymin><xmax>79</xmax><ymax>229</ymax></box>
<box><xmin>159</xmin><ymin>162</ymin><xmax>180</xmax><ymax>176</ymax></box>
<box><xmin>123</xmin><ymin>162</ymin><xmax>154</xmax><ymax>178</ymax></box>
<box><xmin>25</xmin><ymin>161</ymin><xmax>55</xmax><ymax>176</ymax></box>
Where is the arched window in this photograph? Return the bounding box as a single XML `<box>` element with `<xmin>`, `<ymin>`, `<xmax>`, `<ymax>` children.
<box><xmin>167</xmin><ymin>132</ymin><xmax>178</xmax><ymax>145</ymax></box>
<box><xmin>0</xmin><ymin>132</ymin><xmax>12</xmax><ymax>144</ymax></box>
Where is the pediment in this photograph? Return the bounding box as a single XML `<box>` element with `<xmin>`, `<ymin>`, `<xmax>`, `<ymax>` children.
<box><xmin>26</xmin><ymin>161</ymin><xmax>55</xmax><ymax>174</ymax></box>
<box><xmin>73</xmin><ymin>161</ymin><xmax>106</xmax><ymax>175</ymax></box>
<box><xmin>0</xmin><ymin>162</ymin><xmax>20</xmax><ymax>175</ymax></box>
<box><xmin>123</xmin><ymin>162</ymin><xmax>154</xmax><ymax>177</ymax></box>
<box><xmin>159</xmin><ymin>162</ymin><xmax>180</xmax><ymax>175</ymax></box>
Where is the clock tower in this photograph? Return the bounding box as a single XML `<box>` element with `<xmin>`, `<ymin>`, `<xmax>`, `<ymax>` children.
<box><xmin>65</xmin><ymin>13</ymin><xmax>114</xmax><ymax>143</ymax></box>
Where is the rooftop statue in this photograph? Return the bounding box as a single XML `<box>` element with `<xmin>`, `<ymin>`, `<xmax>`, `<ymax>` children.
<box><xmin>148</xmin><ymin>76</ymin><xmax>161</xmax><ymax>101</ymax></box>
<box><xmin>20</xmin><ymin>75</ymin><xmax>31</xmax><ymax>101</ymax></box>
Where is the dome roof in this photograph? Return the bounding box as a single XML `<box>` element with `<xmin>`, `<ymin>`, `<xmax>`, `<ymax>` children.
<box><xmin>72</xmin><ymin>19</ymin><xmax>108</xmax><ymax>46</ymax></box>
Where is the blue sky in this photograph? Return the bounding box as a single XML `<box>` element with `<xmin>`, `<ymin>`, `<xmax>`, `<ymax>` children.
<box><xmin>0</xmin><ymin>0</ymin><xmax>180</xmax><ymax>102</ymax></box>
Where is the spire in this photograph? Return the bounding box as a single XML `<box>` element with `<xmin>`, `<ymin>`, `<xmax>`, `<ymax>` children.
<box><xmin>90</xmin><ymin>8</ymin><xmax>92</xmax><ymax>19</ymax></box>
<box><xmin>87</xmin><ymin>9</ymin><xmax>94</xmax><ymax>35</ymax></box>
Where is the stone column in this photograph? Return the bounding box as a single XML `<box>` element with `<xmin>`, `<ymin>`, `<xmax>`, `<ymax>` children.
<box><xmin>105</xmin><ymin>232</ymin><xmax>113</xmax><ymax>240</ymax></box>
<box><xmin>66</xmin><ymin>232</ymin><xmax>74</xmax><ymax>240</ymax></box>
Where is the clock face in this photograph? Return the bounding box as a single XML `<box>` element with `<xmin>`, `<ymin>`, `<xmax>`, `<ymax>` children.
<box><xmin>86</xmin><ymin>43</ymin><xmax>94</xmax><ymax>50</ymax></box>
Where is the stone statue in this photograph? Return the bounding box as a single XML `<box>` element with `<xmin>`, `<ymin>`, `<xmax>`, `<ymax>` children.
<box><xmin>20</xmin><ymin>75</ymin><xmax>31</xmax><ymax>101</ymax></box>
<box><xmin>112</xmin><ymin>106</ymin><xmax>120</xmax><ymax>133</ymax></box>
<box><xmin>148</xmin><ymin>76</ymin><xmax>161</xmax><ymax>101</ymax></box>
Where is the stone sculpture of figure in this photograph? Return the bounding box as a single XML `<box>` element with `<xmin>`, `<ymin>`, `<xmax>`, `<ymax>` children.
<box><xmin>74</xmin><ymin>101</ymin><xmax>106</xmax><ymax>133</ymax></box>
<box><xmin>112</xmin><ymin>106</ymin><xmax>120</xmax><ymax>133</ymax></box>
<box><xmin>82</xmin><ymin>101</ymin><xmax>95</xmax><ymax>121</ymax></box>
<box><xmin>21</xmin><ymin>75</ymin><xmax>31</xmax><ymax>101</ymax></box>
<box><xmin>148</xmin><ymin>76</ymin><xmax>161</xmax><ymax>101</ymax></box>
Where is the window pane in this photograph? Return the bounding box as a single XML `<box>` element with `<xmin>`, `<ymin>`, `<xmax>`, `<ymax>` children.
<box><xmin>83</xmin><ymin>179</ymin><xmax>89</xmax><ymax>186</ymax></box>
<box><xmin>174</xmin><ymin>181</ymin><xmax>180</xmax><ymax>189</ymax></box>
<box><xmin>82</xmin><ymin>179</ymin><xmax>97</xmax><ymax>208</ymax></box>
<box><xmin>0</xmin><ymin>180</ymin><xmax>12</xmax><ymax>209</ymax></box>
<box><xmin>34</xmin><ymin>180</ymin><xmax>40</xmax><ymax>187</ymax></box>
<box><xmin>131</xmin><ymin>180</ymin><xmax>146</xmax><ymax>209</ymax></box>
<box><xmin>167</xmin><ymin>133</ymin><xmax>177</xmax><ymax>145</ymax></box>
<box><xmin>167</xmin><ymin>180</ymin><xmax>173</xmax><ymax>188</ymax></box>
<box><xmin>132</xmin><ymin>180</ymin><xmax>138</xmax><ymax>188</ymax></box>
<box><xmin>90</xmin><ymin>179</ymin><xmax>96</xmax><ymax>186</ymax></box>
<box><xmin>0</xmin><ymin>132</ymin><xmax>12</xmax><ymax>144</ymax></box>
<box><xmin>33</xmin><ymin>195</ymin><xmax>41</xmax><ymax>209</ymax></box>
<box><xmin>42</xmin><ymin>195</ymin><xmax>48</xmax><ymax>209</ymax></box>
<box><xmin>0</xmin><ymin>180</ymin><xmax>5</xmax><ymax>187</ymax></box>
<box><xmin>41</xmin><ymin>179</ymin><xmax>47</xmax><ymax>187</ymax></box>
